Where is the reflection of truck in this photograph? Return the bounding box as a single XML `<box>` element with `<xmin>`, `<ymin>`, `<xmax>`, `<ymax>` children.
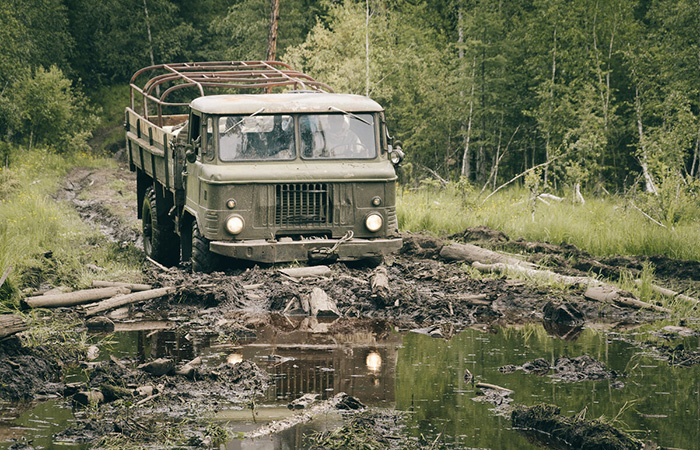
<box><xmin>125</xmin><ymin>61</ymin><xmax>403</xmax><ymax>272</ymax></box>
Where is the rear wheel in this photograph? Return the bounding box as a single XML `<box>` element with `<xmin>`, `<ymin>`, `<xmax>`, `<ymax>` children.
<box><xmin>142</xmin><ymin>186</ymin><xmax>179</xmax><ymax>266</ymax></box>
<box><xmin>192</xmin><ymin>221</ymin><xmax>222</xmax><ymax>273</ymax></box>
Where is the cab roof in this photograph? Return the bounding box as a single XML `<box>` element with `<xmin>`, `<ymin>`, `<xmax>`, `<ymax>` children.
<box><xmin>190</xmin><ymin>92</ymin><xmax>383</xmax><ymax>115</ymax></box>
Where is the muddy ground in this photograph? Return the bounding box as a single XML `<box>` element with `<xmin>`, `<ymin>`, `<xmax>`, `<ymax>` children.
<box><xmin>2</xmin><ymin>161</ymin><xmax>700</xmax><ymax>448</ymax></box>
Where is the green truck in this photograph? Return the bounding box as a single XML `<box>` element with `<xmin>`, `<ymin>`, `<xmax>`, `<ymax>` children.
<box><xmin>125</xmin><ymin>61</ymin><xmax>403</xmax><ymax>272</ymax></box>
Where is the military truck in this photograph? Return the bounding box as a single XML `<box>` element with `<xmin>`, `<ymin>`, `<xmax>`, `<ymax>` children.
<box><xmin>125</xmin><ymin>61</ymin><xmax>404</xmax><ymax>272</ymax></box>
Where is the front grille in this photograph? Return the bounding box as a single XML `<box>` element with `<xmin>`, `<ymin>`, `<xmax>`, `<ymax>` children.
<box><xmin>275</xmin><ymin>183</ymin><xmax>331</xmax><ymax>226</ymax></box>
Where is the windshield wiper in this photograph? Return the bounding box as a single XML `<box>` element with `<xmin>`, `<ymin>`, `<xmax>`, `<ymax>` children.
<box><xmin>328</xmin><ymin>106</ymin><xmax>373</xmax><ymax>126</ymax></box>
<box><xmin>223</xmin><ymin>107</ymin><xmax>266</xmax><ymax>134</ymax></box>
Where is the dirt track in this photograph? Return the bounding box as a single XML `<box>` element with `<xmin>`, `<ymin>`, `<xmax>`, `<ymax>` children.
<box><xmin>54</xmin><ymin>161</ymin><xmax>694</xmax><ymax>333</ymax></box>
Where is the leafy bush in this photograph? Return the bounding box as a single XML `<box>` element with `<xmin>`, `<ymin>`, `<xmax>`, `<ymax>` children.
<box><xmin>0</xmin><ymin>66</ymin><xmax>99</xmax><ymax>154</ymax></box>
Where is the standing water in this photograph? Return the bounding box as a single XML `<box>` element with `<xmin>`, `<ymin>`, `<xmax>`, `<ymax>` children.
<box><xmin>1</xmin><ymin>319</ymin><xmax>698</xmax><ymax>449</ymax></box>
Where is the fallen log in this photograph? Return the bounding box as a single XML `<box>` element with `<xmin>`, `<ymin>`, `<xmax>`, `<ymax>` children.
<box><xmin>23</xmin><ymin>286</ymin><xmax>131</xmax><ymax>308</ymax></box>
<box><xmin>308</xmin><ymin>287</ymin><xmax>340</xmax><ymax>318</ymax></box>
<box><xmin>0</xmin><ymin>314</ymin><xmax>27</xmax><ymax>339</ymax></box>
<box><xmin>476</xmin><ymin>382</ymin><xmax>513</xmax><ymax>393</ymax></box>
<box><xmin>634</xmin><ymin>280</ymin><xmax>700</xmax><ymax>306</ymax></box>
<box><xmin>472</xmin><ymin>261</ymin><xmax>670</xmax><ymax>313</ymax></box>
<box><xmin>440</xmin><ymin>243</ymin><xmax>534</xmax><ymax>268</ymax></box>
<box><xmin>454</xmin><ymin>294</ymin><xmax>491</xmax><ymax>306</ymax></box>
<box><xmin>370</xmin><ymin>266</ymin><xmax>391</xmax><ymax>307</ymax></box>
<box><xmin>584</xmin><ymin>286</ymin><xmax>670</xmax><ymax>313</ymax></box>
<box><xmin>92</xmin><ymin>280</ymin><xmax>152</xmax><ymax>291</ymax></box>
<box><xmin>81</xmin><ymin>287</ymin><xmax>175</xmax><ymax>316</ymax></box>
<box><xmin>248</xmin><ymin>393</ymin><xmax>362</xmax><ymax>439</ymax></box>
<box><xmin>278</xmin><ymin>265</ymin><xmax>331</xmax><ymax>279</ymax></box>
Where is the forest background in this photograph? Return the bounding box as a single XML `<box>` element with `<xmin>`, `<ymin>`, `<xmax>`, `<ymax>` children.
<box><xmin>1</xmin><ymin>0</ymin><xmax>700</xmax><ymax>232</ymax></box>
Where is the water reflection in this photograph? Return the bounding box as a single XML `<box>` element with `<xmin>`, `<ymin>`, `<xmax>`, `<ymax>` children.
<box><xmin>2</xmin><ymin>320</ymin><xmax>699</xmax><ymax>450</ymax></box>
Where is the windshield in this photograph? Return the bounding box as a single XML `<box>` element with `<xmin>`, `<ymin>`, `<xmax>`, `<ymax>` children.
<box><xmin>300</xmin><ymin>113</ymin><xmax>376</xmax><ymax>159</ymax></box>
<box><xmin>219</xmin><ymin>115</ymin><xmax>295</xmax><ymax>161</ymax></box>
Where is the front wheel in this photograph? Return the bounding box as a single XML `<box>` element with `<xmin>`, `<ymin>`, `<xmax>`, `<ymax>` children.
<box><xmin>142</xmin><ymin>186</ymin><xmax>179</xmax><ymax>266</ymax></box>
<box><xmin>191</xmin><ymin>221</ymin><xmax>222</xmax><ymax>273</ymax></box>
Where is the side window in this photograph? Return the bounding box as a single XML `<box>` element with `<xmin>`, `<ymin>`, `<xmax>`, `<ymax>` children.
<box><xmin>204</xmin><ymin>117</ymin><xmax>214</xmax><ymax>161</ymax></box>
<box><xmin>190</xmin><ymin>112</ymin><xmax>201</xmax><ymax>157</ymax></box>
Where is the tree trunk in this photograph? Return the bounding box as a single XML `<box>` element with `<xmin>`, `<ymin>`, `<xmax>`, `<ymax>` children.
<box><xmin>278</xmin><ymin>266</ymin><xmax>331</xmax><ymax>279</ymax></box>
<box><xmin>461</xmin><ymin>56</ymin><xmax>477</xmax><ymax>180</ymax></box>
<box><xmin>634</xmin><ymin>83</ymin><xmax>658</xmax><ymax>194</ymax></box>
<box><xmin>0</xmin><ymin>314</ymin><xmax>27</xmax><ymax>339</ymax></box>
<box><xmin>440</xmin><ymin>243</ymin><xmax>534</xmax><ymax>268</ymax></box>
<box><xmin>267</xmin><ymin>0</ymin><xmax>280</xmax><ymax>61</ymax></box>
<box><xmin>82</xmin><ymin>287</ymin><xmax>175</xmax><ymax>316</ymax></box>
<box><xmin>23</xmin><ymin>286</ymin><xmax>131</xmax><ymax>308</ymax></box>
<box><xmin>92</xmin><ymin>281</ymin><xmax>152</xmax><ymax>291</ymax></box>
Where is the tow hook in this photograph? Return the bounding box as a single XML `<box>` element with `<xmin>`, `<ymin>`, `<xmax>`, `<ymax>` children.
<box><xmin>308</xmin><ymin>230</ymin><xmax>354</xmax><ymax>263</ymax></box>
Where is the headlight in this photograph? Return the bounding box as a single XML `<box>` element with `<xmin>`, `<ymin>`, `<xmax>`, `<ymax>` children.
<box><xmin>225</xmin><ymin>215</ymin><xmax>244</xmax><ymax>235</ymax></box>
<box><xmin>389</xmin><ymin>147</ymin><xmax>404</xmax><ymax>165</ymax></box>
<box><xmin>365</xmin><ymin>213</ymin><xmax>383</xmax><ymax>232</ymax></box>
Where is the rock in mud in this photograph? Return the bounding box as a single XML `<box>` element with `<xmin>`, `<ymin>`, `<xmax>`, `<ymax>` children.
<box><xmin>500</xmin><ymin>355</ymin><xmax>620</xmax><ymax>382</ymax></box>
<box><xmin>543</xmin><ymin>301</ymin><xmax>584</xmax><ymax>326</ymax></box>
<box><xmin>336</xmin><ymin>393</ymin><xmax>366</xmax><ymax>410</ymax></box>
<box><xmin>511</xmin><ymin>404</ymin><xmax>644</xmax><ymax>450</ymax></box>
<box><xmin>400</xmin><ymin>233</ymin><xmax>445</xmax><ymax>258</ymax></box>
<box><xmin>660</xmin><ymin>344</ymin><xmax>700</xmax><ymax>367</ymax></box>
<box><xmin>553</xmin><ymin>355</ymin><xmax>620</xmax><ymax>381</ymax></box>
<box><xmin>138</xmin><ymin>357</ymin><xmax>176</xmax><ymax>376</ymax></box>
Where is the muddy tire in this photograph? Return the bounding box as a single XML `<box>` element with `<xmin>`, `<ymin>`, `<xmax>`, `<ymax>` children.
<box><xmin>192</xmin><ymin>221</ymin><xmax>221</xmax><ymax>273</ymax></box>
<box><xmin>142</xmin><ymin>186</ymin><xmax>179</xmax><ymax>266</ymax></box>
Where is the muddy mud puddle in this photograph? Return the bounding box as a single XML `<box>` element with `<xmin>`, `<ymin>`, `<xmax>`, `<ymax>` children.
<box><xmin>2</xmin><ymin>317</ymin><xmax>699</xmax><ymax>449</ymax></box>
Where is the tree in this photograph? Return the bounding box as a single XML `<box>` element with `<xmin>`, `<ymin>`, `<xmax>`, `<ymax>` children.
<box><xmin>9</xmin><ymin>66</ymin><xmax>98</xmax><ymax>153</ymax></box>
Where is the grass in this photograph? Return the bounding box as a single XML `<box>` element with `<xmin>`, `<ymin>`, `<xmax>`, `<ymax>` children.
<box><xmin>0</xmin><ymin>145</ymin><xmax>143</xmax><ymax>305</ymax></box>
<box><xmin>397</xmin><ymin>182</ymin><xmax>700</xmax><ymax>262</ymax></box>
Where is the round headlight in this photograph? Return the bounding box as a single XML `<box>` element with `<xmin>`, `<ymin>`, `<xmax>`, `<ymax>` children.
<box><xmin>389</xmin><ymin>148</ymin><xmax>405</xmax><ymax>165</ymax></box>
<box><xmin>365</xmin><ymin>213</ymin><xmax>383</xmax><ymax>232</ymax></box>
<box><xmin>226</xmin><ymin>199</ymin><xmax>236</xmax><ymax>209</ymax></box>
<box><xmin>372</xmin><ymin>196</ymin><xmax>382</xmax><ymax>206</ymax></box>
<box><xmin>225</xmin><ymin>216</ymin><xmax>244</xmax><ymax>235</ymax></box>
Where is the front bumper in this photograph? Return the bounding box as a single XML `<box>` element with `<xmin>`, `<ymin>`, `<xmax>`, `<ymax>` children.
<box><xmin>209</xmin><ymin>237</ymin><xmax>403</xmax><ymax>263</ymax></box>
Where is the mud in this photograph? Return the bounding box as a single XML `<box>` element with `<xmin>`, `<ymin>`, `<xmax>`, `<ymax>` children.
<box><xmin>511</xmin><ymin>404</ymin><xmax>645</xmax><ymax>450</ymax></box>
<box><xmin>56</xmin><ymin>357</ymin><xmax>270</xmax><ymax>446</ymax></box>
<box><xmin>307</xmin><ymin>410</ymin><xmax>434</xmax><ymax>450</ymax></box>
<box><xmin>499</xmin><ymin>355</ymin><xmax>622</xmax><ymax>383</ymax></box>
<box><xmin>0</xmin><ymin>337</ymin><xmax>65</xmax><ymax>401</ymax></box>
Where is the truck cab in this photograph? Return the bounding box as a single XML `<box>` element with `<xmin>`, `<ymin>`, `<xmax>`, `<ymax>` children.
<box><xmin>125</xmin><ymin>62</ymin><xmax>403</xmax><ymax>272</ymax></box>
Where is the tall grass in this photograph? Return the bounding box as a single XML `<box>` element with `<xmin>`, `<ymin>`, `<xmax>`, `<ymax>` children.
<box><xmin>398</xmin><ymin>182</ymin><xmax>700</xmax><ymax>262</ymax></box>
<box><xmin>0</xmin><ymin>146</ymin><xmax>140</xmax><ymax>304</ymax></box>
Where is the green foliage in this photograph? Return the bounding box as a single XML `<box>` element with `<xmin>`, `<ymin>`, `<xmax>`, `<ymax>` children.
<box><xmin>1</xmin><ymin>66</ymin><xmax>99</xmax><ymax>153</ymax></box>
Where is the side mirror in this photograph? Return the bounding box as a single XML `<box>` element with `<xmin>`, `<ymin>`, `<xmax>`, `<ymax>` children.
<box><xmin>185</xmin><ymin>136</ymin><xmax>201</xmax><ymax>163</ymax></box>
<box><xmin>185</xmin><ymin>148</ymin><xmax>197</xmax><ymax>163</ymax></box>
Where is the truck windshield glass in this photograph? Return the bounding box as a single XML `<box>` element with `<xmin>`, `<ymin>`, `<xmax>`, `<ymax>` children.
<box><xmin>300</xmin><ymin>113</ymin><xmax>376</xmax><ymax>159</ymax></box>
<box><xmin>219</xmin><ymin>115</ymin><xmax>295</xmax><ymax>161</ymax></box>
